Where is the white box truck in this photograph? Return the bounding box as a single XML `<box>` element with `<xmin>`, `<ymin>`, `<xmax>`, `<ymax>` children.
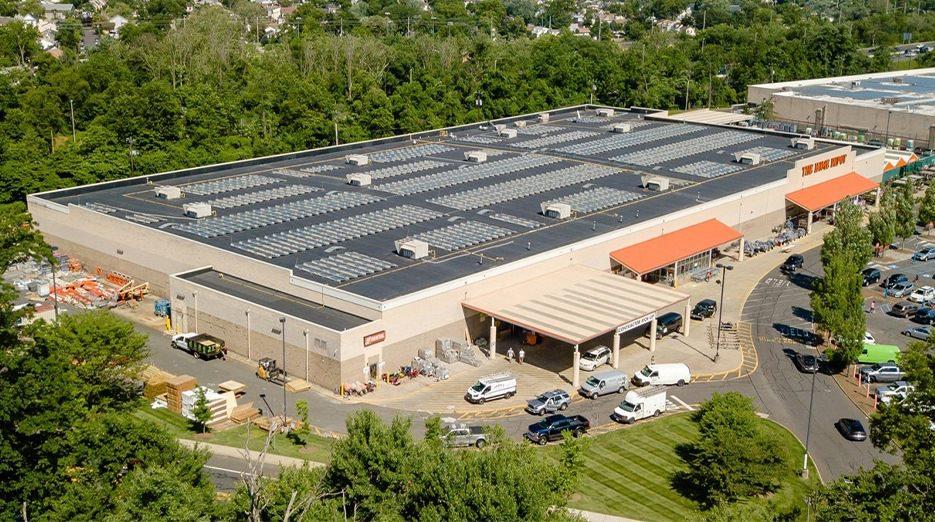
<box><xmin>611</xmin><ymin>386</ymin><xmax>667</xmax><ymax>424</ymax></box>
<box><xmin>464</xmin><ymin>373</ymin><xmax>516</xmax><ymax>404</ymax></box>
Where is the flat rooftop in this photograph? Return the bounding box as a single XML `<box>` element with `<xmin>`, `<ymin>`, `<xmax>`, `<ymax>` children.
<box><xmin>752</xmin><ymin>68</ymin><xmax>935</xmax><ymax>116</ymax></box>
<box><xmin>38</xmin><ymin>107</ymin><xmax>840</xmax><ymax>302</ymax></box>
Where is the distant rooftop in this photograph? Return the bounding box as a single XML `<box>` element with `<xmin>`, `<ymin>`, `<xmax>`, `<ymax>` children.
<box><xmin>35</xmin><ymin>106</ymin><xmax>841</xmax><ymax>302</ymax></box>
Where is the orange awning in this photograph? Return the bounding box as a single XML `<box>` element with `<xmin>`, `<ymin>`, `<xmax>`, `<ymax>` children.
<box><xmin>609</xmin><ymin>219</ymin><xmax>743</xmax><ymax>275</ymax></box>
<box><xmin>786</xmin><ymin>172</ymin><xmax>878</xmax><ymax>212</ymax></box>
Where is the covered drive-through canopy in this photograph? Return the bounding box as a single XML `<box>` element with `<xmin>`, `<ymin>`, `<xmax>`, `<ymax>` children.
<box><xmin>786</xmin><ymin>172</ymin><xmax>879</xmax><ymax>233</ymax></box>
<box><xmin>463</xmin><ymin>265</ymin><xmax>690</xmax><ymax>387</ymax></box>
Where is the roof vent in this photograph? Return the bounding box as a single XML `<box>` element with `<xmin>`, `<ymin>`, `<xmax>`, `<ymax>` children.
<box><xmin>850</xmin><ymin>80</ymin><xmax>861</xmax><ymax>89</ymax></box>
<box><xmin>790</xmin><ymin>136</ymin><xmax>815</xmax><ymax>150</ymax></box>
<box><xmin>612</xmin><ymin>123</ymin><xmax>632</xmax><ymax>133</ymax></box>
<box><xmin>498</xmin><ymin>128</ymin><xmax>518</xmax><ymax>139</ymax></box>
<box><xmin>641</xmin><ymin>175</ymin><xmax>669</xmax><ymax>192</ymax></box>
<box><xmin>346</xmin><ymin>173</ymin><xmax>372</xmax><ymax>187</ymax></box>
<box><xmin>464</xmin><ymin>150</ymin><xmax>488</xmax><ymax>163</ymax></box>
<box><xmin>540</xmin><ymin>202</ymin><xmax>572</xmax><ymax>219</ymax></box>
<box><xmin>154</xmin><ymin>185</ymin><xmax>182</xmax><ymax>200</ymax></box>
<box><xmin>514</xmin><ymin>120</ymin><xmax>527</xmax><ymax>128</ymax></box>
<box><xmin>395</xmin><ymin>239</ymin><xmax>429</xmax><ymax>260</ymax></box>
<box><xmin>183</xmin><ymin>202</ymin><xmax>212</xmax><ymax>218</ymax></box>
<box><xmin>734</xmin><ymin>152</ymin><xmax>762</xmax><ymax>165</ymax></box>
<box><xmin>345</xmin><ymin>154</ymin><xmax>369</xmax><ymax>166</ymax></box>
<box><xmin>595</xmin><ymin>108</ymin><xmax>615</xmax><ymax>117</ymax></box>
<box><xmin>538</xmin><ymin>113</ymin><xmax>550</xmax><ymax>123</ymax></box>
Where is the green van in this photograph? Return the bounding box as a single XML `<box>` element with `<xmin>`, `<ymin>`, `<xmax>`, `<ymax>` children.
<box><xmin>857</xmin><ymin>343</ymin><xmax>901</xmax><ymax>365</ymax></box>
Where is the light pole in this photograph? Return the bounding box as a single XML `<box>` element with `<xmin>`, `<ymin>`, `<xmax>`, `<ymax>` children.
<box><xmin>714</xmin><ymin>263</ymin><xmax>733</xmax><ymax>362</ymax></box>
<box><xmin>803</xmin><ymin>356</ymin><xmax>818</xmax><ymax>479</ymax></box>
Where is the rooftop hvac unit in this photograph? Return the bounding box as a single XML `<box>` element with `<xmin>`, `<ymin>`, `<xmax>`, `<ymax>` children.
<box><xmin>154</xmin><ymin>185</ymin><xmax>182</xmax><ymax>200</ymax></box>
<box><xmin>514</xmin><ymin>120</ymin><xmax>527</xmax><ymax>128</ymax></box>
<box><xmin>395</xmin><ymin>239</ymin><xmax>429</xmax><ymax>260</ymax></box>
<box><xmin>498</xmin><ymin>128</ymin><xmax>518</xmax><ymax>139</ymax></box>
<box><xmin>493</xmin><ymin>124</ymin><xmax>506</xmax><ymax>133</ymax></box>
<box><xmin>538</xmin><ymin>113</ymin><xmax>550</xmax><ymax>123</ymax></box>
<box><xmin>464</xmin><ymin>150</ymin><xmax>488</xmax><ymax>163</ymax></box>
<box><xmin>790</xmin><ymin>136</ymin><xmax>816</xmax><ymax>150</ymax></box>
<box><xmin>612</xmin><ymin>123</ymin><xmax>632</xmax><ymax>133</ymax></box>
<box><xmin>595</xmin><ymin>108</ymin><xmax>615</xmax><ymax>117</ymax></box>
<box><xmin>346</xmin><ymin>154</ymin><xmax>369</xmax><ymax>166</ymax></box>
<box><xmin>850</xmin><ymin>80</ymin><xmax>861</xmax><ymax>89</ymax></box>
<box><xmin>540</xmin><ymin>202</ymin><xmax>572</xmax><ymax>219</ymax></box>
<box><xmin>183</xmin><ymin>202</ymin><xmax>212</xmax><ymax>218</ymax></box>
<box><xmin>346</xmin><ymin>173</ymin><xmax>372</xmax><ymax>187</ymax></box>
<box><xmin>641</xmin><ymin>175</ymin><xmax>669</xmax><ymax>192</ymax></box>
<box><xmin>734</xmin><ymin>152</ymin><xmax>762</xmax><ymax>165</ymax></box>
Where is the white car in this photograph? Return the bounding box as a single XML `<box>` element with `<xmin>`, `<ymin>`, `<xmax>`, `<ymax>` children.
<box><xmin>578</xmin><ymin>346</ymin><xmax>611</xmax><ymax>371</ymax></box>
<box><xmin>864</xmin><ymin>332</ymin><xmax>876</xmax><ymax>344</ymax></box>
<box><xmin>909</xmin><ymin>286</ymin><xmax>935</xmax><ymax>304</ymax></box>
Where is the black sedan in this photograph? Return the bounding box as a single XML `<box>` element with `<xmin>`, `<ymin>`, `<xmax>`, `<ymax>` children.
<box><xmin>691</xmin><ymin>299</ymin><xmax>718</xmax><ymax>320</ymax></box>
<box><xmin>914</xmin><ymin>307</ymin><xmax>935</xmax><ymax>325</ymax></box>
<box><xmin>780</xmin><ymin>254</ymin><xmax>804</xmax><ymax>273</ymax></box>
<box><xmin>793</xmin><ymin>353</ymin><xmax>819</xmax><ymax>373</ymax></box>
<box><xmin>835</xmin><ymin>418</ymin><xmax>868</xmax><ymax>441</ymax></box>
<box><xmin>861</xmin><ymin>267</ymin><xmax>881</xmax><ymax>286</ymax></box>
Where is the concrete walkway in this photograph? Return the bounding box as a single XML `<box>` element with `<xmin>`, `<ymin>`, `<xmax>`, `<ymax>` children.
<box><xmin>568</xmin><ymin>509</ymin><xmax>642</xmax><ymax>522</ymax></box>
<box><xmin>178</xmin><ymin>438</ymin><xmax>324</xmax><ymax>468</ymax></box>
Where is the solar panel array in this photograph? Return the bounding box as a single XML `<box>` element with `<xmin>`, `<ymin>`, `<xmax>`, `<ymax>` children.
<box><xmin>489</xmin><ymin>213</ymin><xmax>543</xmax><ymax>228</ymax></box>
<box><xmin>376</xmin><ymin>155</ymin><xmax>560</xmax><ymax>196</ymax></box>
<box><xmin>204</xmin><ymin>185</ymin><xmax>319</xmax><ymax>209</ymax></box>
<box><xmin>273</xmin><ymin>166</ymin><xmax>341</xmax><ymax>178</ymax></box>
<box><xmin>233</xmin><ymin>205</ymin><xmax>443</xmax><ymax>258</ymax></box>
<box><xmin>429</xmin><ymin>164</ymin><xmax>618</xmax><ymax>211</ymax></box>
<box><xmin>409</xmin><ymin>220</ymin><xmax>515</xmax><ymax>251</ymax></box>
<box><xmin>612</xmin><ymin>130</ymin><xmax>762</xmax><ymax>166</ymax></box>
<box><xmin>672</xmin><ymin>161</ymin><xmax>744</xmax><ymax>179</ymax></box>
<box><xmin>80</xmin><ymin>202</ymin><xmax>118</xmax><ymax>214</ymax></box>
<box><xmin>514</xmin><ymin>130</ymin><xmax>598</xmax><ymax>149</ymax></box>
<box><xmin>452</xmin><ymin>134</ymin><xmax>502</xmax><ymax>144</ymax></box>
<box><xmin>573</xmin><ymin>115</ymin><xmax>614</xmax><ymax>124</ymax></box>
<box><xmin>515</xmin><ymin>125</ymin><xmax>558</xmax><ymax>135</ymax></box>
<box><xmin>544</xmin><ymin>187</ymin><xmax>644</xmax><ymax>213</ymax></box>
<box><xmin>556</xmin><ymin>124</ymin><xmax>702</xmax><ymax>156</ymax></box>
<box><xmin>599</xmin><ymin>120</ymin><xmax>651</xmax><ymax>131</ymax></box>
<box><xmin>126</xmin><ymin>214</ymin><xmax>162</xmax><ymax>224</ymax></box>
<box><xmin>183</xmin><ymin>175</ymin><xmax>281</xmax><ymax>196</ymax></box>
<box><xmin>365</xmin><ymin>160</ymin><xmax>450</xmax><ymax>180</ymax></box>
<box><xmin>296</xmin><ymin>251</ymin><xmax>397</xmax><ymax>283</ymax></box>
<box><xmin>175</xmin><ymin>192</ymin><xmax>383</xmax><ymax>238</ymax></box>
<box><xmin>735</xmin><ymin>146</ymin><xmax>797</xmax><ymax>162</ymax></box>
<box><xmin>368</xmin><ymin>144</ymin><xmax>454</xmax><ymax>163</ymax></box>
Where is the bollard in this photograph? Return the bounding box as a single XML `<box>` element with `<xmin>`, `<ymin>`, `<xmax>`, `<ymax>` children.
<box><xmin>873</xmin><ymin>394</ymin><xmax>878</xmax><ymax>409</ymax></box>
<box><xmin>866</xmin><ymin>382</ymin><xmax>871</xmax><ymax>398</ymax></box>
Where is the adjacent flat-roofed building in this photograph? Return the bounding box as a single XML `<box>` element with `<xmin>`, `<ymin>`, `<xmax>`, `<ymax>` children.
<box><xmin>27</xmin><ymin>106</ymin><xmax>884</xmax><ymax>390</ymax></box>
<box><xmin>748</xmin><ymin>67</ymin><xmax>935</xmax><ymax>149</ymax></box>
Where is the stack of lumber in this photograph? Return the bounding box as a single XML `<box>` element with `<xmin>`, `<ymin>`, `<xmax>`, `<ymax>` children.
<box><xmin>166</xmin><ymin>375</ymin><xmax>197</xmax><ymax>413</ymax></box>
<box><xmin>285</xmin><ymin>378</ymin><xmax>311</xmax><ymax>393</ymax></box>
<box><xmin>141</xmin><ymin>365</ymin><xmax>175</xmax><ymax>399</ymax></box>
<box><xmin>229</xmin><ymin>402</ymin><xmax>260</xmax><ymax>424</ymax></box>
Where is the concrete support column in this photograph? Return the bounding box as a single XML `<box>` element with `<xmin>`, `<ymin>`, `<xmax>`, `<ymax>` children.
<box><xmin>738</xmin><ymin>237</ymin><xmax>745</xmax><ymax>262</ymax></box>
<box><xmin>489</xmin><ymin>317</ymin><xmax>497</xmax><ymax>359</ymax></box>
<box><xmin>806</xmin><ymin>211</ymin><xmax>813</xmax><ymax>234</ymax></box>
<box><xmin>612</xmin><ymin>332</ymin><xmax>621</xmax><ymax>369</ymax></box>
<box><xmin>245</xmin><ymin>310</ymin><xmax>252</xmax><ymax>360</ymax></box>
<box><xmin>572</xmin><ymin>344</ymin><xmax>581</xmax><ymax>389</ymax></box>
<box><xmin>683</xmin><ymin>299</ymin><xmax>691</xmax><ymax>336</ymax></box>
<box><xmin>192</xmin><ymin>291</ymin><xmax>199</xmax><ymax>332</ymax></box>
<box><xmin>304</xmin><ymin>329</ymin><xmax>310</xmax><ymax>382</ymax></box>
<box><xmin>649</xmin><ymin>318</ymin><xmax>657</xmax><ymax>363</ymax></box>
<box><xmin>672</xmin><ymin>261</ymin><xmax>679</xmax><ymax>288</ymax></box>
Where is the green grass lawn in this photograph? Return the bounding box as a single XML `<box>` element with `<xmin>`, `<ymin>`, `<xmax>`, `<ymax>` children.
<box><xmin>546</xmin><ymin>412</ymin><xmax>819</xmax><ymax>522</ymax></box>
<box><xmin>134</xmin><ymin>406</ymin><xmax>333</xmax><ymax>464</ymax></box>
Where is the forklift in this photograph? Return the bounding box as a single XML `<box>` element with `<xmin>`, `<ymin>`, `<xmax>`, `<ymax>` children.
<box><xmin>256</xmin><ymin>357</ymin><xmax>288</xmax><ymax>385</ymax></box>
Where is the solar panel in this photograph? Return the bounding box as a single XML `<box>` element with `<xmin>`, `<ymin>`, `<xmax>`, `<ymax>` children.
<box><xmin>377</xmin><ymin>155</ymin><xmax>561</xmax><ymax>196</ymax></box>
<box><xmin>557</xmin><ymin>124</ymin><xmax>702</xmax><ymax>156</ymax></box>
<box><xmin>612</xmin><ymin>130</ymin><xmax>762</xmax><ymax>166</ymax></box>
<box><xmin>543</xmin><ymin>187</ymin><xmax>644</xmax><ymax>214</ymax></box>
<box><xmin>489</xmin><ymin>213</ymin><xmax>543</xmax><ymax>229</ymax></box>
<box><xmin>79</xmin><ymin>202</ymin><xmax>118</xmax><ymax>214</ymax></box>
<box><xmin>233</xmin><ymin>205</ymin><xmax>443</xmax><ymax>258</ymax></box>
<box><xmin>408</xmin><ymin>220</ymin><xmax>515</xmax><ymax>251</ymax></box>
<box><xmin>364</xmin><ymin>160</ymin><xmax>451</xmax><ymax>180</ymax></box>
<box><xmin>672</xmin><ymin>161</ymin><xmax>744</xmax><ymax>179</ymax></box>
<box><xmin>514</xmin><ymin>130</ymin><xmax>598</xmax><ymax>149</ymax></box>
<box><xmin>182</xmin><ymin>175</ymin><xmax>281</xmax><ymax>196</ymax></box>
<box><xmin>296</xmin><ymin>251</ymin><xmax>397</xmax><ymax>283</ymax></box>
<box><xmin>175</xmin><ymin>192</ymin><xmax>383</xmax><ymax>238</ymax></box>
<box><xmin>204</xmin><ymin>185</ymin><xmax>319</xmax><ymax>209</ymax></box>
<box><xmin>429</xmin><ymin>163</ymin><xmax>618</xmax><ymax>211</ymax></box>
<box><xmin>734</xmin><ymin>146</ymin><xmax>797</xmax><ymax>162</ymax></box>
<box><xmin>368</xmin><ymin>144</ymin><xmax>454</xmax><ymax>163</ymax></box>
<box><xmin>125</xmin><ymin>214</ymin><xmax>162</xmax><ymax>224</ymax></box>
<box><xmin>273</xmin><ymin>165</ymin><xmax>342</xmax><ymax>178</ymax></box>
<box><xmin>451</xmin><ymin>134</ymin><xmax>502</xmax><ymax>144</ymax></box>
<box><xmin>515</xmin><ymin>125</ymin><xmax>558</xmax><ymax>135</ymax></box>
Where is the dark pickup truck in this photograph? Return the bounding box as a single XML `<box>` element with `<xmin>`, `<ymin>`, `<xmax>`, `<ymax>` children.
<box><xmin>524</xmin><ymin>414</ymin><xmax>590</xmax><ymax>445</ymax></box>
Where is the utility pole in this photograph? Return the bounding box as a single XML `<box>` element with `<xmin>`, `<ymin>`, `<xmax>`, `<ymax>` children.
<box><xmin>69</xmin><ymin>99</ymin><xmax>76</xmax><ymax>142</ymax></box>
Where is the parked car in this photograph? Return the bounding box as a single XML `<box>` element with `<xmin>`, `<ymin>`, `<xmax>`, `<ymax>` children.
<box><xmin>524</xmin><ymin>414</ymin><xmax>590</xmax><ymax>445</ymax></box>
<box><xmin>903</xmin><ymin>325</ymin><xmax>933</xmax><ymax>340</ymax></box>
<box><xmin>648</xmin><ymin>312</ymin><xmax>683</xmax><ymax>339</ymax></box>
<box><xmin>881</xmin><ymin>273</ymin><xmax>909</xmax><ymax>290</ymax></box>
<box><xmin>876</xmin><ymin>381</ymin><xmax>914</xmax><ymax>403</ymax></box>
<box><xmin>631</xmin><ymin>363</ymin><xmax>692</xmax><ymax>387</ymax></box>
<box><xmin>836</xmin><ymin>418</ymin><xmax>868</xmax><ymax>441</ymax></box>
<box><xmin>909</xmin><ymin>286</ymin><xmax>935</xmax><ymax>304</ymax></box>
<box><xmin>890</xmin><ymin>301</ymin><xmax>921</xmax><ymax>318</ymax></box>
<box><xmin>914</xmin><ymin>308</ymin><xmax>935</xmax><ymax>325</ymax></box>
<box><xmin>879</xmin><ymin>389</ymin><xmax>910</xmax><ymax>405</ymax></box>
<box><xmin>861</xmin><ymin>267</ymin><xmax>882</xmax><ymax>286</ymax></box>
<box><xmin>441</xmin><ymin>423</ymin><xmax>488</xmax><ymax>448</ymax></box>
<box><xmin>690</xmin><ymin>299</ymin><xmax>717</xmax><ymax>320</ymax></box>
<box><xmin>912</xmin><ymin>247</ymin><xmax>935</xmax><ymax>262</ymax></box>
<box><xmin>464</xmin><ymin>373</ymin><xmax>516</xmax><ymax>404</ymax></box>
<box><xmin>859</xmin><ymin>363</ymin><xmax>904</xmax><ymax>383</ymax></box>
<box><xmin>886</xmin><ymin>282</ymin><xmax>915</xmax><ymax>298</ymax></box>
<box><xmin>578</xmin><ymin>345</ymin><xmax>611</xmax><ymax>371</ymax></box>
<box><xmin>793</xmin><ymin>353</ymin><xmax>819</xmax><ymax>373</ymax></box>
<box><xmin>579</xmin><ymin>370</ymin><xmax>628</xmax><ymax>399</ymax></box>
<box><xmin>864</xmin><ymin>331</ymin><xmax>877</xmax><ymax>344</ymax></box>
<box><xmin>525</xmin><ymin>389</ymin><xmax>571</xmax><ymax>416</ymax></box>
<box><xmin>858</xmin><ymin>343</ymin><xmax>901</xmax><ymax>364</ymax></box>
<box><xmin>780</xmin><ymin>254</ymin><xmax>804</xmax><ymax>273</ymax></box>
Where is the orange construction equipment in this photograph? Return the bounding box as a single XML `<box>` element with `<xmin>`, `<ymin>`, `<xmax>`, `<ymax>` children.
<box><xmin>118</xmin><ymin>282</ymin><xmax>149</xmax><ymax>302</ymax></box>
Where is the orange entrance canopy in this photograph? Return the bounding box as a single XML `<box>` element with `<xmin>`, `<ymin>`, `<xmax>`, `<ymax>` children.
<box><xmin>609</xmin><ymin>219</ymin><xmax>743</xmax><ymax>275</ymax></box>
<box><xmin>786</xmin><ymin>172</ymin><xmax>878</xmax><ymax>212</ymax></box>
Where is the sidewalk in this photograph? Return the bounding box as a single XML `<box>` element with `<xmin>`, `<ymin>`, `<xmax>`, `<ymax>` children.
<box><xmin>178</xmin><ymin>439</ymin><xmax>324</xmax><ymax>469</ymax></box>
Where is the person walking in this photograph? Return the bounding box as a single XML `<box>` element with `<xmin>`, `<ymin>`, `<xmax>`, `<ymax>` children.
<box><xmin>506</xmin><ymin>347</ymin><xmax>515</xmax><ymax>363</ymax></box>
<box><xmin>518</xmin><ymin>348</ymin><xmax>525</xmax><ymax>365</ymax></box>
<box><xmin>869</xmin><ymin>299</ymin><xmax>876</xmax><ymax>314</ymax></box>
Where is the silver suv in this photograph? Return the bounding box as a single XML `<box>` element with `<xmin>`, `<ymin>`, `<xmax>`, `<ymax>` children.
<box><xmin>860</xmin><ymin>363</ymin><xmax>904</xmax><ymax>383</ymax></box>
<box><xmin>525</xmin><ymin>389</ymin><xmax>571</xmax><ymax>416</ymax></box>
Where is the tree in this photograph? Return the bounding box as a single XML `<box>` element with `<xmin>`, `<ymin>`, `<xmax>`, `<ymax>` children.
<box><xmin>867</xmin><ymin>205</ymin><xmax>895</xmax><ymax>251</ymax></box>
<box><xmin>55</xmin><ymin>17</ymin><xmax>83</xmax><ymax>52</ymax></box>
<box><xmin>892</xmin><ymin>181</ymin><xmax>916</xmax><ymax>244</ymax></box>
<box><xmin>810</xmin><ymin>200</ymin><xmax>872</xmax><ymax>365</ymax></box>
<box><xmin>752</xmin><ymin>96</ymin><xmax>775</xmax><ymax>121</ymax></box>
<box><xmin>0</xmin><ymin>20</ymin><xmax>40</xmax><ymax>66</ymax></box>
<box><xmin>290</xmin><ymin>399</ymin><xmax>312</xmax><ymax>445</ymax></box>
<box><xmin>918</xmin><ymin>180</ymin><xmax>935</xmax><ymax>229</ymax></box>
<box><xmin>192</xmin><ymin>387</ymin><xmax>212</xmax><ymax>433</ymax></box>
<box><xmin>676</xmin><ymin>392</ymin><xmax>791</xmax><ymax>507</ymax></box>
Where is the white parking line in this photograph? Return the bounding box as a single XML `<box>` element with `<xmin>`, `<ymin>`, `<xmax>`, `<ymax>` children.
<box><xmin>670</xmin><ymin>395</ymin><xmax>694</xmax><ymax>411</ymax></box>
<box><xmin>204</xmin><ymin>465</ymin><xmax>251</xmax><ymax>476</ymax></box>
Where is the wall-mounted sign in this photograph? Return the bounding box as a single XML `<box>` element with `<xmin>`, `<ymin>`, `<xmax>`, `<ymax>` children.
<box><xmin>801</xmin><ymin>154</ymin><xmax>847</xmax><ymax>177</ymax></box>
<box><xmin>616</xmin><ymin>313</ymin><xmax>655</xmax><ymax>335</ymax></box>
<box><xmin>363</xmin><ymin>331</ymin><xmax>386</xmax><ymax>347</ymax></box>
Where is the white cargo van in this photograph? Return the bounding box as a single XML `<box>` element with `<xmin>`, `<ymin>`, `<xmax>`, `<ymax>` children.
<box><xmin>465</xmin><ymin>373</ymin><xmax>516</xmax><ymax>404</ymax></box>
<box><xmin>611</xmin><ymin>386</ymin><xmax>667</xmax><ymax>424</ymax></box>
<box><xmin>632</xmin><ymin>363</ymin><xmax>691</xmax><ymax>387</ymax></box>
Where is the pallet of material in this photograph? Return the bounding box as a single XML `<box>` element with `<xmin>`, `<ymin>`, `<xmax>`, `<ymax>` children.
<box><xmin>144</xmin><ymin>381</ymin><xmax>168</xmax><ymax>399</ymax></box>
<box><xmin>229</xmin><ymin>403</ymin><xmax>260</xmax><ymax>424</ymax></box>
<box><xmin>285</xmin><ymin>378</ymin><xmax>311</xmax><ymax>393</ymax></box>
<box><xmin>140</xmin><ymin>364</ymin><xmax>174</xmax><ymax>384</ymax></box>
<box><xmin>166</xmin><ymin>375</ymin><xmax>197</xmax><ymax>391</ymax></box>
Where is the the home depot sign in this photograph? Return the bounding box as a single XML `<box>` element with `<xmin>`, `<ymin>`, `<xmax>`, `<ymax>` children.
<box><xmin>801</xmin><ymin>154</ymin><xmax>847</xmax><ymax>176</ymax></box>
<box><xmin>363</xmin><ymin>330</ymin><xmax>386</xmax><ymax>347</ymax></box>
